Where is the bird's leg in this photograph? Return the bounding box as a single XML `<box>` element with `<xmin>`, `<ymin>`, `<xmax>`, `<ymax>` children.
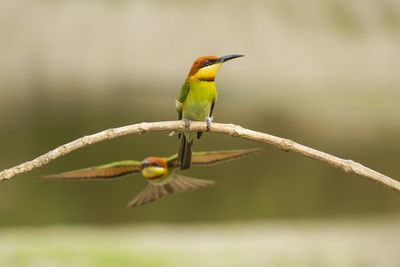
<box><xmin>206</xmin><ymin>116</ymin><xmax>213</xmax><ymax>131</ymax></box>
<box><xmin>183</xmin><ymin>118</ymin><xmax>191</xmax><ymax>130</ymax></box>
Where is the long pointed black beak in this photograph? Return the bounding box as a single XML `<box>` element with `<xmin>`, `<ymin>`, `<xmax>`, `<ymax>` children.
<box><xmin>218</xmin><ymin>54</ymin><xmax>244</xmax><ymax>63</ymax></box>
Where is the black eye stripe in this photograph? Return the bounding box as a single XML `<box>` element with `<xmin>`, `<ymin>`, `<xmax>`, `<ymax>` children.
<box><xmin>201</xmin><ymin>60</ymin><xmax>214</xmax><ymax>68</ymax></box>
<box><xmin>142</xmin><ymin>162</ymin><xmax>160</xmax><ymax>168</ymax></box>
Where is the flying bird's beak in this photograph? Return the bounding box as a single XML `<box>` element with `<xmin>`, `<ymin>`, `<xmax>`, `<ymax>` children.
<box><xmin>218</xmin><ymin>54</ymin><xmax>244</xmax><ymax>63</ymax></box>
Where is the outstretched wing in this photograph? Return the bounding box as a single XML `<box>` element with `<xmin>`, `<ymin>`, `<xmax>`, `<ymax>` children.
<box><xmin>41</xmin><ymin>160</ymin><xmax>142</xmax><ymax>180</ymax></box>
<box><xmin>177</xmin><ymin>82</ymin><xmax>190</xmax><ymax>120</ymax></box>
<box><xmin>168</xmin><ymin>148</ymin><xmax>264</xmax><ymax>168</ymax></box>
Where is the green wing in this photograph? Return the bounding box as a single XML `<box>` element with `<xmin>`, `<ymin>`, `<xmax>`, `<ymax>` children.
<box><xmin>42</xmin><ymin>160</ymin><xmax>143</xmax><ymax>180</ymax></box>
<box><xmin>177</xmin><ymin>82</ymin><xmax>190</xmax><ymax>120</ymax></box>
<box><xmin>167</xmin><ymin>148</ymin><xmax>264</xmax><ymax>168</ymax></box>
<box><xmin>167</xmin><ymin>154</ymin><xmax>179</xmax><ymax>167</ymax></box>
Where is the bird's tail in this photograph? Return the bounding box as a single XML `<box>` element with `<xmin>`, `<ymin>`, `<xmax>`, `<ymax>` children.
<box><xmin>178</xmin><ymin>134</ymin><xmax>193</xmax><ymax>170</ymax></box>
<box><xmin>127</xmin><ymin>175</ymin><xmax>215</xmax><ymax>207</ymax></box>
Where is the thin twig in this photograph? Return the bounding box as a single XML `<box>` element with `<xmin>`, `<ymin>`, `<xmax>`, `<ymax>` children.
<box><xmin>0</xmin><ymin>121</ymin><xmax>399</xmax><ymax>192</ymax></box>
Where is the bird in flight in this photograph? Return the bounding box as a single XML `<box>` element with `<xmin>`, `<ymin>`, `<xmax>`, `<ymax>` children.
<box><xmin>42</xmin><ymin>148</ymin><xmax>263</xmax><ymax>207</ymax></box>
<box><xmin>176</xmin><ymin>54</ymin><xmax>244</xmax><ymax>169</ymax></box>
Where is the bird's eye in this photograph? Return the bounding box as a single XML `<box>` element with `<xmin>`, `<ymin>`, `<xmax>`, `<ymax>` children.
<box><xmin>202</xmin><ymin>60</ymin><xmax>212</xmax><ymax>67</ymax></box>
<box><xmin>142</xmin><ymin>162</ymin><xmax>150</xmax><ymax>168</ymax></box>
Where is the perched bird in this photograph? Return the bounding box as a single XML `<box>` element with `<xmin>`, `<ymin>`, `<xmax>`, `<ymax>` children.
<box><xmin>42</xmin><ymin>148</ymin><xmax>263</xmax><ymax>207</ymax></box>
<box><xmin>177</xmin><ymin>54</ymin><xmax>244</xmax><ymax>169</ymax></box>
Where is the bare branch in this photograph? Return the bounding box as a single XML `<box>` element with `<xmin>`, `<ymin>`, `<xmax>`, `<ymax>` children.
<box><xmin>1</xmin><ymin>121</ymin><xmax>399</xmax><ymax>192</ymax></box>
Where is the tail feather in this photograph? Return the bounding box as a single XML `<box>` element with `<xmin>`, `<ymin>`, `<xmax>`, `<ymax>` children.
<box><xmin>127</xmin><ymin>175</ymin><xmax>215</xmax><ymax>207</ymax></box>
<box><xmin>178</xmin><ymin>135</ymin><xmax>192</xmax><ymax>170</ymax></box>
<box><xmin>178</xmin><ymin>135</ymin><xmax>185</xmax><ymax>162</ymax></box>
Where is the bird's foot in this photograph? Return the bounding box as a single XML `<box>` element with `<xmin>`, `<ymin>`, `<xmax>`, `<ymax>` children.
<box><xmin>183</xmin><ymin>119</ymin><xmax>191</xmax><ymax>130</ymax></box>
<box><xmin>206</xmin><ymin>116</ymin><xmax>213</xmax><ymax>131</ymax></box>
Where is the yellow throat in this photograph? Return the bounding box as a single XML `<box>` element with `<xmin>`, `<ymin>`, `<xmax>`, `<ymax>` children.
<box><xmin>190</xmin><ymin>63</ymin><xmax>222</xmax><ymax>81</ymax></box>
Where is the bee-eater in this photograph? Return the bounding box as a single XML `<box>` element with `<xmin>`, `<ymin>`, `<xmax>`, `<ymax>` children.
<box><xmin>177</xmin><ymin>54</ymin><xmax>244</xmax><ymax>170</ymax></box>
<box><xmin>42</xmin><ymin>148</ymin><xmax>262</xmax><ymax>207</ymax></box>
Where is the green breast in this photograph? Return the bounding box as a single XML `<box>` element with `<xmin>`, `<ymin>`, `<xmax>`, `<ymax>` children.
<box><xmin>182</xmin><ymin>81</ymin><xmax>217</xmax><ymax>121</ymax></box>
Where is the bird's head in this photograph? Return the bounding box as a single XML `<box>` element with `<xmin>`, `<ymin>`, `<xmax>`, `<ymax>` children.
<box><xmin>141</xmin><ymin>157</ymin><xmax>169</xmax><ymax>180</ymax></box>
<box><xmin>187</xmin><ymin>54</ymin><xmax>244</xmax><ymax>81</ymax></box>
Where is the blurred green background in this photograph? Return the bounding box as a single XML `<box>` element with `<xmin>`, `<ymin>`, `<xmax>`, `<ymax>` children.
<box><xmin>0</xmin><ymin>0</ymin><xmax>399</xmax><ymax>266</ymax></box>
